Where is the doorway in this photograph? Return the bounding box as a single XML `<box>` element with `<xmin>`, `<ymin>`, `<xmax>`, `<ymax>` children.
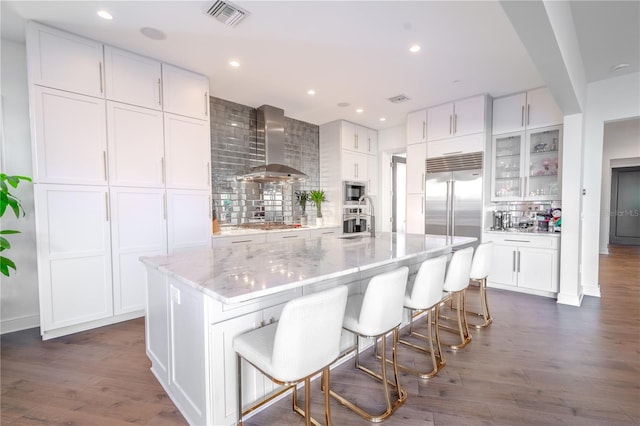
<box><xmin>610</xmin><ymin>166</ymin><xmax>640</xmax><ymax>245</ymax></box>
<box><xmin>392</xmin><ymin>156</ymin><xmax>406</xmax><ymax>233</ymax></box>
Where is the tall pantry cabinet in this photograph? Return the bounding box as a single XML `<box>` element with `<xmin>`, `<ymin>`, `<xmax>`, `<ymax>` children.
<box><xmin>27</xmin><ymin>22</ymin><xmax>212</xmax><ymax>339</ymax></box>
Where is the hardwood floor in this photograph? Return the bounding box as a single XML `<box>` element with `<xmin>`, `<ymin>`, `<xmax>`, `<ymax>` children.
<box><xmin>2</xmin><ymin>245</ymin><xmax>638</xmax><ymax>425</ymax></box>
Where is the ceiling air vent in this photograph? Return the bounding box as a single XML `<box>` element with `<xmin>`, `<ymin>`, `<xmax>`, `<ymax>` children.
<box><xmin>388</xmin><ymin>94</ymin><xmax>411</xmax><ymax>104</ymax></box>
<box><xmin>206</xmin><ymin>0</ymin><xmax>250</xmax><ymax>27</ymax></box>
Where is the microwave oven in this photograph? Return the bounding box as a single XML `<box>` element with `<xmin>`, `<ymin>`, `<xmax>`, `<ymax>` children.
<box><xmin>343</xmin><ymin>181</ymin><xmax>367</xmax><ymax>204</ymax></box>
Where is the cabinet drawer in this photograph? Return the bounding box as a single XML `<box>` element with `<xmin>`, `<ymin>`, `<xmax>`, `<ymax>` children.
<box><xmin>483</xmin><ymin>232</ymin><xmax>559</xmax><ymax>249</ymax></box>
<box><xmin>212</xmin><ymin>234</ymin><xmax>267</xmax><ymax>248</ymax></box>
<box><xmin>427</xmin><ymin>134</ymin><xmax>483</xmax><ymax>158</ymax></box>
<box><xmin>265</xmin><ymin>230</ymin><xmax>310</xmax><ymax>242</ymax></box>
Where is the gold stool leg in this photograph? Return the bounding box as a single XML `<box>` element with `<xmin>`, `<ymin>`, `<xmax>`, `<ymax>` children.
<box><xmin>465</xmin><ymin>278</ymin><xmax>493</xmax><ymax>329</ymax></box>
<box><xmin>393</xmin><ymin>308</ymin><xmax>446</xmax><ymax>378</ymax></box>
<box><xmin>330</xmin><ymin>329</ymin><xmax>407</xmax><ymax>422</ymax></box>
<box><xmin>438</xmin><ymin>290</ymin><xmax>472</xmax><ymax>350</ymax></box>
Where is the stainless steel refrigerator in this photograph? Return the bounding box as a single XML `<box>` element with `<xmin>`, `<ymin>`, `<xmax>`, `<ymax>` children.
<box><xmin>424</xmin><ymin>153</ymin><xmax>483</xmax><ymax>245</ymax></box>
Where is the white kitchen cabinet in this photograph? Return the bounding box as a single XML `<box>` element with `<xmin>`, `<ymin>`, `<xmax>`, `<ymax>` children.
<box><xmin>367</xmin><ymin>153</ymin><xmax>378</xmax><ymax>196</ymax></box>
<box><xmin>341</xmin><ymin>150</ymin><xmax>369</xmax><ymax>181</ymax></box>
<box><xmin>35</xmin><ymin>184</ymin><xmax>113</xmax><ymax>337</ymax></box>
<box><xmin>406</xmin><ymin>143</ymin><xmax>426</xmax><ymax>194</ymax></box>
<box><xmin>26</xmin><ymin>22</ymin><xmax>104</xmax><ymax>98</ymax></box>
<box><xmin>427</xmin><ymin>95</ymin><xmax>485</xmax><ymax>142</ymax></box>
<box><xmin>164</xmin><ymin>113</ymin><xmax>211</xmax><ymax>190</ymax></box>
<box><xmin>484</xmin><ymin>232</ymin><xmax>559</xmax><ymax>295</ymax></box>
<box><xmin>32</xmin><ymin>86</ymin><xmax>107</xmax><ymax>185</ymax></box>
<box><xmin>491</xmin><ymin>125</ymin><xmax>562</xmax><ymax>201</ymax></box>
<box><xmin>407</xmin><ymin>109</ymin><xmax>427</xmax><ymax>145</ymax></box>
<box><xmin>167</xmin><ymin>189</ymin><xmax>211</xmax><ymax>253</ymax></box>
<box><xmin>406</xmin><ymin>194</ymin><xmax>425</xmax><ymax>234</ymax></box>
<box><xmin>162</xmin><ymin>63</ymin><xmax>210</xmax><ymax>120</ymax></box>
<box><xmin>106</xmin><ymin>101</ymin><xmax>164</xmax><ymax>187</ymax></box>
<box><xmin>492</xmin><ymin>87</ymin><xmax>563</xmax><ymax>135</ymax></box>
<box><xmin>110</xmin><ymin>187</ymin><xmax>167</xmax><ymax>315</ymax></box>
<box><xmin>146</xmin><ymin>267</ymin><xmax>169</xmax><ymax>383</ymax></box>
<box><xmin>104</xmin><ymin>46</ymin><xmax>162</xmax><ymax>110</ymax></box>
<box><xmin>426</xmin><ymin>134</ymin><xmax>484</xmax><ymax>159</ymax></box>
<box><xmin>341</xmin><ymin>121</ymin><xmax>376</xmax><ymax>154</ymax></box>
<box><xmin>168</xmin><ymin>279</ymin><xmax>207</xmax><ymax>425</ymax></box>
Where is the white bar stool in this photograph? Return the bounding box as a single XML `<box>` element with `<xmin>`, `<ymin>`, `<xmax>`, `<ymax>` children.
<box><xmin>329</xmin><ymin>266</ymin><xmax>409</xmax><ymax>423</ymax></box>
<box><xmin>233</xmin><ymin>285</ymin><xmax>349</xmax><ymax>426</ymax></box>
<box><xmin>396</xmin><ymin>255</ymin><xmax>448</xmax><ymax>378</ymax></box>
<box><xmin>438</xmin><ymin>247</ymin><xmax>475</xmax><ymax>350</ymax></box>
<box><xmin>467</xmin><ymin>242</ymin><xmax>494</xmax><ymax>329</ymax></box>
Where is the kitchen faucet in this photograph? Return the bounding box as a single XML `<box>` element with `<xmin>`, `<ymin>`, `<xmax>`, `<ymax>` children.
<box><xmin>358</xmin><ymin>195</ymin><xmax>375</xmax><ymax>238</ymax></box>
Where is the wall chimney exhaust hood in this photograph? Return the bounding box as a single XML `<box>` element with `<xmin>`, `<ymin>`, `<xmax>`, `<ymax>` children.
<box><xmin>236</xmin><ymin>105</ymin><xmax>308</xmax><ymax>183</ymax></box>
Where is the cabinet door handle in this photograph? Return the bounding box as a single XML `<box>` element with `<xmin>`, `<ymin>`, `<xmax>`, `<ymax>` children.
<box><xmin>517</xmin><ymin>250</ymin><xmax>521</xmax><ymax>272</ymax></box>
<box><xmin>368</xmin><ymin>137</ymin><xmax>371</xmax><ymax>153</ymax></box>
<box><xmin>99</xmin><ymin>62</ymin><xmax>103</xmax><ymax>94</ymax></box>
<box><xmin>443</xmin><ymin>151</ymin><xmax>463</xmax><ymax>156</ymax></box>
<box><xmin>105</xmin><ymin>192</ymin><xmax>109</xmax><ymax>221</ymax></box>
<box><xmin>521</xmin><ymin>105</ymin><xmax>525</xmax><ymax>127</ymax></box>
<box><xmin>207</xmin><ymin>162</ymin><xmax>211</xmax><ymax>187</ymax></box>
<box><xmin>282</xmin><ymin>235</ymin><xmax>299</xmax><ymax>239</ymax></box>
<box><xmin>103</xmin><ymin>151</ymin><xmax>108</xmax><ymax>181</ymax></box>
<box><xmin>449</xmin><ymin>115</ymin><xmax>453</xmax><ymax>134</ymax></box>
<box><xmin>421</xmin><ymin>173</ymin><xmax>424</xmax><ymax>191</ymax></box>
<box><xmin>505</xmin><ymin>239</ymin><xmax>531</xmax><ymax>243</ymax></box>
<box><xmin>512</xmin><ymin>251</ymin><xmax>516</xmax><ymax>272</ymax></box>
<box><xmin>161</xmin><ymin>157</ymin><xmax>166</xmax><ymax>184</ymax></box>
<box><xmin>454</xmin><ymin>113</ymin><xmax>458</xmax><ymax>134</ymax></box>
<box><xmin>355</xmin><ymin>133</ymin><xmax>358</xmax><ymax>149</ymax></box>
<box><xmin>422</xmin><ymin>121</ymin><xmax>426</xmax><ymax>140</ymax></box>
<box><xmin>157</xmin><ymin>78</ymin><xmax>162</xmax><ymax>106</ymax></box>
<box><xmin>421</xmin><ymin>196</ymin><xmax>424</xmax><ymax>214</ymax></box>
<box><xmin>204</xmin><ymin>92</ymin><xmax>209</xmax><ymax>117</ymax></box>
<box><xmin>163</xmin><ymin>193</ymin><xmax>167</xmax><ymax>220</ymax></box>
<box><xmin>208</xmin><ymin>196</ymin><xmax>212</xmax><ymax>219</ymax></box>
<box><xmin>527</xmin><ymin>104</ymin><xmax>530</xmax><ymax>125</ymax></box>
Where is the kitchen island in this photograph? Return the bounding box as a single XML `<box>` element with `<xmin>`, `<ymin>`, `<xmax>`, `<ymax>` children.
<box><xmin>141</xmin><ymin>232</ymin><xmax>475</xmax><ymax>425</ymax></box>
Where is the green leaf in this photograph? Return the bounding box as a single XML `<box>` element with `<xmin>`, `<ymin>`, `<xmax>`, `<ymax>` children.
<box><xmin>0</xmin><ymin>256</ymin><xmax>17</xmax><ymax>277</ymax></box>
<box><xmin>0</xmin><ymin>236</ymin><xmax>10</xmax><ymax>250</ymax></box>
<box><xmin>0</xmin><ymin>230</ymin><xmax>20</xmax><ymax>235</ymax></box>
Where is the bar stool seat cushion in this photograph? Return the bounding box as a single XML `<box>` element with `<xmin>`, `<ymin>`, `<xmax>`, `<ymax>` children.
<box><xmin>234</xmin><ymin>285</ymin><xmax>348</xmax><ymax>383</ymax></box>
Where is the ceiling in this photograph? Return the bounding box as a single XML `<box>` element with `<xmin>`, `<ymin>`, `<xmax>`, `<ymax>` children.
<box><xmin>1</xmin><ymin>1</ymin><xmax>638</xmax><ymax>130</ymax></box>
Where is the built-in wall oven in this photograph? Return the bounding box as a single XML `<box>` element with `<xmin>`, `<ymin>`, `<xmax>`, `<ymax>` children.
<box><xmin>343</xmin><ymin>181</ymin><xmax>367</xmax><ymax>205</ymax></box>
<box><xmin>343</xmin><ymin>207</ymin><xmax>367</xmax><ymax>233</ymax></box>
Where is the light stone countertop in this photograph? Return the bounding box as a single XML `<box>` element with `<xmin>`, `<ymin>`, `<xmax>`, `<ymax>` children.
<box><xmin>141</xmin><ymin>233</ymin><xmax>475</xmax><ymax>305</ymax></box>
<box><xmin>211</xmin><ymin>223</ymin><xmax>339</xmax><ymax>237</ymax></box>
<box><xmin>484</xmin><ymin>229</ymin><xmax>561</xmax><ymax>237</ymax></box>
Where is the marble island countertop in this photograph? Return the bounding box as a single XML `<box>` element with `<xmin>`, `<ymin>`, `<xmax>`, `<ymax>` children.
<box><xmin>142</xmin><ymin>233</ymin><xmax>475</xmax><ymax>305</ymax></box>
<box><xmin>485</xmin><ymin>229</ymin><xmax>561</xmax><ymax>237</ymax></box>
<box><xmin>212</xmin><ymin>223</ymin><xmax>338</xmax><ymax>237</ymax></box>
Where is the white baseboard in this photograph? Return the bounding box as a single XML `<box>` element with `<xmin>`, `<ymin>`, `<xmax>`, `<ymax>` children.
<box><xmin>0</xmin><ymin>314</ymin><xmax>40</xmax><ymax>335</ymax></box>
<box><xmin>582</xmin><ymin>285</ymin><xmax>601</xmax><ymax>298</ymax></box>
<box><xmin>556</xmin><ymin>292</ymin><xmax>583</xmax><ymax>306</ymax></box>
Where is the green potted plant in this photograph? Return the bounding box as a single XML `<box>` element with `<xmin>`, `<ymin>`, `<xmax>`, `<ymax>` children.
<box><xmin>0</xmin><ymin>174</ymin><xmax>32</xmax><ymax>277</ymax></box>
<box><xmin>309</xmin><ymin>189</ymin><xmax>326</xmax><ymax>226</ymax></box>
<box><xmin>295</xmin><ymin>190</ymin><xmax>309</xmax><ymax>225</ymax></box>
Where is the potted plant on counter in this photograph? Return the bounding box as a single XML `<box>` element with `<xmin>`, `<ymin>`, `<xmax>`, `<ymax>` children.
<box><xmin>309</xmin><ymin>189</ymin><xmax>326</xmax><ymax>226</ymax></box>
<box><xmin>295</xmin><ymin>190</ymin><xmax>309</xmax><ymax>226</ymax></box>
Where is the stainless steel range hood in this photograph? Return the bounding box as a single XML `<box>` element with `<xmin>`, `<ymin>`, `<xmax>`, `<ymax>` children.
<box><xmin>236</xmin><ymin>105</ymin><xmax>307</xmax><ymax>183</ymax></box>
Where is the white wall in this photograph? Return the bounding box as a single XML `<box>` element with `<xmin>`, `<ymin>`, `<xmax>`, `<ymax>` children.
<box><xmin>377</xmin><ymin>124</ymin><xmax>406</xmax><ymax>232</ymax></box>
<box><xmin>599</xmin><ymin>118</ymin><xmax>640</xmax><ymax>254</ymax></box>
<box><xmin>582</xmin><ymin>72</ymin><xmax>640</xmax><ymax>296</ymax></box>
<box><xmin>0</xmin><ymin>38</ymin><xmax>40</xmax><ymax>333</ymax></box>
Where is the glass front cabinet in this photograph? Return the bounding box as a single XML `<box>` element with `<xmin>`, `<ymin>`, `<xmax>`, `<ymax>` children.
<box><xmin>491</xmin><ymin>125</ymin><xmax>562</xmax><ymax>201</ymax></box>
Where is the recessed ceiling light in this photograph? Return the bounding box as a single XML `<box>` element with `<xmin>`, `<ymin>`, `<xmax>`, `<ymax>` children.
<box><xmin>379</xmin><ymin>117</ymin><xmax>386</xmax><ymax>122</ymax></box>
<box><xmin>409</xmin><ymin>44</ymin><xmax>421</xmax><ymax>53</ymax></box>
<box><xmin>610</xmin><ymin>63</ymin><xmax>630</xmax><ymax>72</ymax></box>
<box><xmin>97</xmin><ymin>10</ymin><xmax>113</xmax><ymax>20</ymax></box>
<box><xmin>307</xmin><ymin>89</ymin><xmax>316</xmax><ymax>95</ymax></box>
<box><xmin>229</xmin><ymin>60</ymin><xmax>240</xmax><ymax>67</ymax></box>
<box><xmin>140</xmin><ymin>27</ymin><xmax>166</xmax><ymax>40</ymax></box>
<box><xmin>356</xmin><ymin>108</ymin><xmax>364</xmax><ymax>113</ymax></box>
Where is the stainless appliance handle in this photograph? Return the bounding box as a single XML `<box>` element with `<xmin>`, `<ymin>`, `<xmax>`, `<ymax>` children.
<box><xmin>445</xmin><ymin>180</ymin><xmax>451</xmax><ymax>238</ymax></box>
<box><xmin>450</xmin><ymin>179</ymin><xmax>455</xmax><ymax>237</ymax></box>
<box><xmin>512</xmin><ymin>250</ymin><xmax>516</xmax><ymax>272</ymax></box>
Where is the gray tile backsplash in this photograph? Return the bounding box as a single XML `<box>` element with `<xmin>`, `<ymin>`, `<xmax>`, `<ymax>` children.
<box><xmin>209</xmin><ymin>97</ymin><xmax>319</xmax><ymax>225</ymax></box>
